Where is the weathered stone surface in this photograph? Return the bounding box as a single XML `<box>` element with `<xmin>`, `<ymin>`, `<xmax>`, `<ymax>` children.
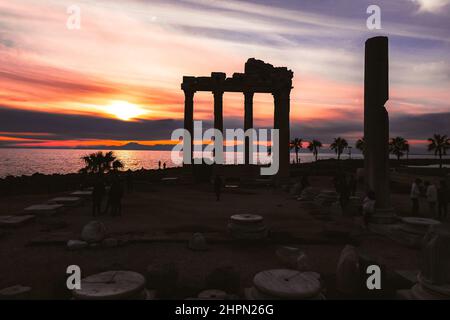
<box><xmin>188</xmin><ymin>232</ymin><xmax>207</xmax><ymax>251</ymax></box>
<box><xmin>81</xmin><ymin>221</ymin><xmax>106</xmax><ymax>243</ymax></box>
<box><xmin>228</xmin><ymin>214</ymin><xmax>268</xmax><ymax>240</ymax></box>
<box><xmin>0</xmin><ymin>215</ymin><xmax>35</xmax><ymax>228</ymax></box>
<box><xmin>72</xmin><ymin>271</ymin><xmax>146</xmax><ymax>300</ymax></box>
<box><xmin>420</xmin><ymin>226</ymin><xmax>450</xmax><ymax>285</ymax></box>
<box><xmin>0</xmin><ymin>285</ymin><xmax>31</xmax><ymax>300</ymax></box>
<box><xmin>253</xmin><ymin>269</ymin><xmax>321</xmax><ymax>299</ymax></box>
<box><xmin>67</xmin><ymin>239</ymin><xmax>88</xmax><ymax>250</ymax></box>
<box><xmin>276</xmin><ymin>247</ymin><xmax>312</xmax><ymax>271</ymax></box>
<box><xmin>49</xmin><ymin>197</ymin><xmax>82</xmax><ymax>207</ymax></box>
<box><xmin>364</xmin><ymin>36</ymin><xmax>395</xmax><ymax>223</ymax></box>
<box><xmin>336</xmin><ymin>245</ymin><xmax>360</xmax><ymax>294</ymax></box>
<box><xmin>197</xmin><ymin>289</ymin><xmax>227</xmax><ymax>300</ymax></box>
<box><xmin>24</xmin><ymin>204</ymin><xmax>64</xmax><ymax>216</ymax></box>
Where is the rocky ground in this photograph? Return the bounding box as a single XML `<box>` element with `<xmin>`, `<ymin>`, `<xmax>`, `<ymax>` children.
<box><xmin>2</xmin><ymin>172</ymin><xmax>442</xmax><ymax>300</ymax></box>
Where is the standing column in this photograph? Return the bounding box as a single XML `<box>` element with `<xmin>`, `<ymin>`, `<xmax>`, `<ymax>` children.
<box><xmin>244</xmin><ymin>91</ymin><xmax>254</xmax><ymax>164</ymax></box>
<box><xmin>183</xmin><ymin>89</ymin><xmax>194</xmax><ymax>166</ymax></box>
<box><xmin>364</xmin><ymin>36</ymin><xmax>395</xmax><ymax>223</ymax></box>
<box><xmin>273</xmin><ymin>90</ymin><xmax>290</xmax><ymax>180</ymax></box>
<box><xmin>213</xmin><ymin>90</ymin><xmax>224</xmax><ymax>163</ymax></box>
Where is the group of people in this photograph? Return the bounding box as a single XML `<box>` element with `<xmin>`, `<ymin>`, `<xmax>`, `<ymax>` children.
<box><xmin>158</xmin><ymin>161</ymin><xmax>167</xmax><ymax>170</ymax></box>
<box><xmin>410</xmin><ymin>178</ymin><xmax>448</xmax><ymax>220</ymax></box>
<box><xmin>92</xmin><ymin>176</ymin><xmax>124</xmax><ymax>217</ymax></box>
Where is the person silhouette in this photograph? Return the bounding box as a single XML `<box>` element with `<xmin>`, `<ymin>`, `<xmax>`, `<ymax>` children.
<box><xmin>107</xmin><ymin>176</ymin><xmax>124</xmax><ymax>217</ymax></box>
<box><xmin>214</xmin><ymin>175</ymin><xmax>222</xmax><ymax>201</ymax></box>
<box><xmin>158</xmin><ymin>161</ymin><xmax>161</xmax><ymax>170</ymax></box>
<box><xmin>438</xmin><ymin>180</ymin><xmax>448</xmax><ymax>220</ymax></box>
<box><xmin>163</xmin><ymin>162</ymin><xmax>166</xmax><ymax>170</ymax></box>
<box><xmin>92</xmin><ymin>178</ymin><xmax>105</xmax><ymax>217</ymax></box>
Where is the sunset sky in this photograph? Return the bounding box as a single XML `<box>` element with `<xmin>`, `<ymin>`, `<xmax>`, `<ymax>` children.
<box><xmin>0</xmin><ymin>0</ymin><xmax>449</xmax><ymax>151</ymax></box>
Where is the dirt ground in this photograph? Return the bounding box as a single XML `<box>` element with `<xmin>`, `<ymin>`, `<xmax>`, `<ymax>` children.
<box><xmin>0</xmin><ymin>175</ymin><xmax>436</xmax><ymax>299</ymax></box>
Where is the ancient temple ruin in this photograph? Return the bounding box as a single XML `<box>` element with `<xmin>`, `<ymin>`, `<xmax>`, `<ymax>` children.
<box><xmin>364</xmin><ymin>36</ymin><xmax>395</xmax><ymax>223</ymax></box>
<box><xmin>181</xmin><ymin>58</ymin><xmax>293</xmax><ymax>178</ymax></box>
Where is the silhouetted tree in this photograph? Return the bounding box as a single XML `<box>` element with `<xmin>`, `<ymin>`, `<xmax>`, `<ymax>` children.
<box><xmin>307</xmin><ymin>140</ymin><xmax>322</xmax><ymax>162</ymax></box>
<box><xmin>290</xmin><ymin>138</ymin><xmax>303</xmax><ymax>164</ymax></box>
<box><xmin>389</xmin><ymin>137</ymin><xmax>409</xmax><ymax>161</ymax></box>
<box><xmin>330</xmin><ymin>137</ymin><xmax>348</xmax><ymax>160</ymax></box>
<box><xmin>428</xmin><ymin>134</ymin><xmax>449</xmax><ymax>169</ymax></box>
<box><xmin>80</xmin><ymin>151</ymin><xmax>124</xmax><ymax>175</ymax></box>
<box><xmin>356</xmin><ymin>137</ymin><xmax>365</xmax><ymax>157</ymax></box>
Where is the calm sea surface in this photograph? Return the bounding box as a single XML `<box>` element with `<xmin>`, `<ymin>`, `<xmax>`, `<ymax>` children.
<box><xmin>0</xmin><ymin>148</ymin><xmax>445</xmax><ymax>178</ymax></box>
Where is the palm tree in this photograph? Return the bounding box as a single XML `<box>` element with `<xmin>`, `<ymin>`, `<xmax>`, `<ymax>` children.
<box><xmin>307</xmin><ymin>139</ymin><xmax>322</xmax><ymax>162</ymax></box>
<box><xmin>330</xmin><ymin>137</ymin><xmax>348</xmax><ymax>160</ymax></box>
<box><xmin>80</xmin><ymin>151</ymin><xmax>124</xmax><ymax>175</ymax></box>
<box><xmin>389</xmin><ymin>137</ymin><xmax>409</xmax><ymax>161</ymax></box>
<box><xmin>428</xmin><ymin>134</ymin><xmax>450</xmax><ymax>169</ymax></box>
<box><xmin>290</xmin><ymin>138</ymin><xmax>303</xmax><ymax>164</ymax></box>
<box><xmin>355</xmin><ymin>137</ymin><xmax>365</xmax><ymax>157</ymax></box>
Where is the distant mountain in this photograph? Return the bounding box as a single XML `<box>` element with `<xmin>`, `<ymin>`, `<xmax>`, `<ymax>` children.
<box><xmin>74</xmin><ymin>142</ymin><xmax>174</xmax><ymax>151</ymax></box>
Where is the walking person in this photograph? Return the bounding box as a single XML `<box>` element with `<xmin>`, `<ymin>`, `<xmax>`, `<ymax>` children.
<box><xmin>438</xmin><ymin>180</ymin><xmax>448</xmax><ymax>220</ymax></box>
<box><xmin>410</xmin><ymin>178</ymin><xmax>422</xmax><ymax>216</ymax></box>
<box><xmin>425</xmin><ymin>181</ymin><xmax>437</xmax><ymax>218</ymax></box>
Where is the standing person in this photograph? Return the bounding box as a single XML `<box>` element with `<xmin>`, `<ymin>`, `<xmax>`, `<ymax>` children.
<box><xmin>410</xmin><ymin>178</ymin><xmax>422</xmax><ymax>215</ymax></box>
<box><xmin>158</xmin><ymin>161</ymin><xmax>161</xmax><ymax>170</ymax></box>
<box><xmin>362</xmin><ymin>190</ymin><xmax>376</xmax><ymax>229</ymax></box>
<box><xmin>425</xmin><ymin>181</ymin><xmax>437</xmax><ymax>218</ymax></box>
<box><xmin>438</xmin><ymin>180</ymin><xmax>448</xmax><ymax>220</ymax></box>
<box><xmin>214</xmin><ymin>175</ymin><xmax>222</xmax><ymax>201</ymax></box>
<box><xmin>92</xmin><ymin>178</ymin><xmax>105</xmax><ymax>217</ymax></box>
<box><xmin>348</xmin><ymin>174</ymin><xmax>357</xmax><ymax>196</ymax></box>
<box><xmin>163</xmin><ymin>162</ymin><xmax>166</xmax><ymax>170</ymax></box>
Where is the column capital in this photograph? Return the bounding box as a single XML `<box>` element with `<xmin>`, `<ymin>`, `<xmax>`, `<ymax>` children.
<box><xmin>212</xmin><ymin>89</ymin><xmax>224</xmax><ymax>97</ymax></box>
<box><xmin>183</xmin><ymin>88</ymin><xmax>196</xmax><ymax>97</ymax></box>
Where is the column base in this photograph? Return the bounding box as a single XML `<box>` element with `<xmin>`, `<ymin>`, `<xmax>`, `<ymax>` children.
<box><xmin>370</xmin><ymin>207</ymin><xmax>397</xmax><ymax>224</ymax></box>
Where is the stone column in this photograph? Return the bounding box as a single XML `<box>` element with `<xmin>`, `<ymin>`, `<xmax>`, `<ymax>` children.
<box><xmin>183</xmin><ymin>89</ymin><xmax>194</xmax><ymax>166</ymax></box>
<box><xmin>273</xmin><ymin>89</ymin><xmax>290</xmax><ymax>180</ymax></box>
<box><xmin>213</xmin><ymin>90</ymin><xmax>224</xmax><ymax>163</ymax></box>
<box><xmin>364</xmin><ymin>36</ymin><xmax>395</xmax><ymax>223</ymax></box>
<box><xmin>244</xmin><ymin>91</ymin><xmax>254</xmax><ymax>164</ymax></box>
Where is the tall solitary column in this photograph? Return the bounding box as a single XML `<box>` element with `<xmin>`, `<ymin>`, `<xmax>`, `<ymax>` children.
<box><xmin>364</xmin><ymin>36</ymin><xmax>395</xmax><ymax>223</ymax></box>
<box><xmin>273</xmin><ymin>90</ymin><xmax>290</xmax><ymax>180</ymax></box>
<box><xmin>213</xmin><ymin>90</ymin><xmax>224</xmax><ymax>163</ymax></box>
<box><xmin>183</xmin><ymin>89</ymin><xmax>194</xmax><ymax>166</ymax></box>
<box><xmin>244</xmin><ymin>91</ymin><xmax>254</xmax><ymax>164</ymax></box>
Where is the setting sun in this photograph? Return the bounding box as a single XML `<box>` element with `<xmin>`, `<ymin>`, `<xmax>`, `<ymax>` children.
<box><xmin>105</xmin><ymin>101</ymin><xmax>147</xmax><ymax>121</ymax></box>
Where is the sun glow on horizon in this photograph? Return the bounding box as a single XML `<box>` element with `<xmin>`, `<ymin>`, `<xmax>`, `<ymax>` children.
<box><xmin>105</xmin><ymin>101</ymin><xmax>148</xmax><ymax>121</ymax></box>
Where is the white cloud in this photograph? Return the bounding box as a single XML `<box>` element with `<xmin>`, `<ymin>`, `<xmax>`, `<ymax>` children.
<box><xmin>411</xmin><ymin>0</ymin><xmax>450</xmax><ymax>13</ymax></box>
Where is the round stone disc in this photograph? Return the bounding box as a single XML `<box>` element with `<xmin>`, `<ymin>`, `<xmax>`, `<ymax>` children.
<box><xmin>228</xmin><ymin>222</ymin><xmax>267</xmax><ymax>233</ymax></box>
<box><xmin>401</xmin><ymin>217</ymin><xmax>441</xmax><ymax>227</ymax></box>
<box><xmin>73</xmin><ymin>271</ymin><xmax>146</xmax><ymax>300</ymax></box>
<box><xmin>197</xmin><ymin>289</ymin><xmax>227</xmax><ymax>300</ymax></box>
<box><xmin>418</xmin><ymin>273</ymin><xmax>450</xmax><ymax>296</ymax></box>
<box><xmin>253</xmin><ymin>269</ymin><xmax>321</xmax><ymax>299</ymax></box>
<box><xmin>230</xmin><ymin>214</ymin><xmax>263</xmax><ymax>224</ymax></box>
